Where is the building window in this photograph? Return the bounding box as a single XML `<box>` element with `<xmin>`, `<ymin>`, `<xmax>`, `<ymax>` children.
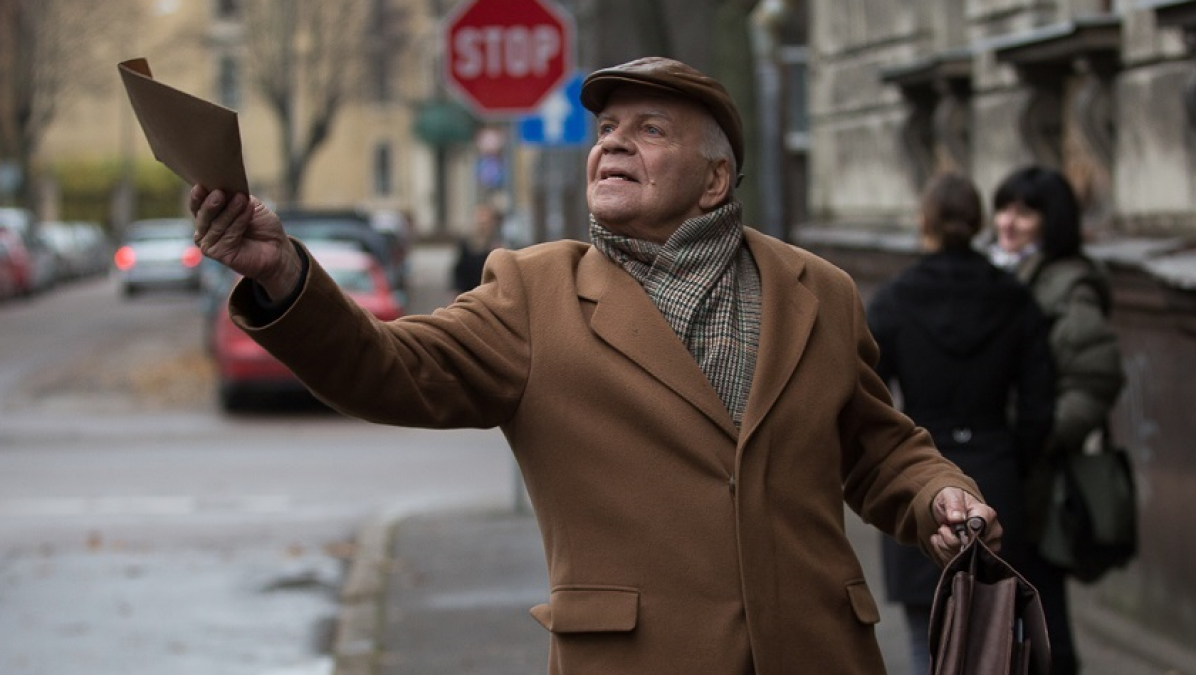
<box><xmin>373</xmin><ymin>142</ymin><xmax>393</xmax><ymax>196</ymax></box>
<box><xmin>218</xmin><ymin>55</ymin><xmax>241</xmax><ymax>109</ymax></box>
<box><xmin>215</xmin><ymin>0</ymin><xmax>240</xmax><ymax>19</ymax></box>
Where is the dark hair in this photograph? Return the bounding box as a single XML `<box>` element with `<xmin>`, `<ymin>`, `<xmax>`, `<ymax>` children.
<box><xmin>992</xmin><ymin>166</ymin><xmax>1082</xmax><ymax>260</ymax></box>
<box><xmin>921</xmin><ymin>172</ymin><xmax>982</xmax><ymax>251</ymax></box>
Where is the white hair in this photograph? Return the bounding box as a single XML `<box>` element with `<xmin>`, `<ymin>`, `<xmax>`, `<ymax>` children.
<box><xmin>698</xmin><ymin>115</ymin><xmax>737</xmax><ymax>196</ymax></box>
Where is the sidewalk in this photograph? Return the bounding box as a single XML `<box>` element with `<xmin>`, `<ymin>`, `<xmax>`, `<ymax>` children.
<box><xmin>330</xmin><ymin>505</ymin><xmax>1193</xmax><ymax>675</ymax></box>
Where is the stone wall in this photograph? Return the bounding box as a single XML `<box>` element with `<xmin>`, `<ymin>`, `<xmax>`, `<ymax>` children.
<box><xmin>806</xmin><ymin>0</ymin><xmax>1196</xmax><ymax>235</ymax></box>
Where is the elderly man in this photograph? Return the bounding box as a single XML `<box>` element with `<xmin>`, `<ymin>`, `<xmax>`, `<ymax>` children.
<box><xmin>192</xmin><ymin>57</ymin><xmax>999</xmax><ymax>674</ymax></box>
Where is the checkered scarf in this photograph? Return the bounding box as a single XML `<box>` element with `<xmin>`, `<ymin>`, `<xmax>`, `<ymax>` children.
<box><xmin>590</xmin><ymin>201</ymin><xmax>761</xmax><ymax>427</ymax></box>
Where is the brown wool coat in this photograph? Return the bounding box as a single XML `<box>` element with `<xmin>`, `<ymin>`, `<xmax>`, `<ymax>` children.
<box><xmin>231</xmin><ymin>228</ymin><xmax>980</xmax><ymax>675</ymax></box>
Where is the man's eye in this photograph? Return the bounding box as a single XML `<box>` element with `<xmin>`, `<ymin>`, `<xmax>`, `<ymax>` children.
<box><xmin>598</xmin><ymin>123</ymin><xmax>615</xmax><ymax>135</ymax></box>
<box><xmin>644</xmin><ymin>125</ymin><xmax>662</xmax><ymax>136</ymax></box>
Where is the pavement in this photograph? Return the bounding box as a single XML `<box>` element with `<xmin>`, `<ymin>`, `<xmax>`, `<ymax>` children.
<box><xmin>327</xmin><ymin>496</ymin><xmax>1196</xmax><ymax>675</ymax></box>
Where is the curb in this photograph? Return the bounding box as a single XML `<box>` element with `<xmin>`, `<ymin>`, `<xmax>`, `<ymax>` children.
<box><xmin>331</xmin><ymin>512</ymin><xmax>395</xmax><ymax>675</ymax></box>
<box><xmin>329</xmin><ymin>498</ymin><xmax>517</xmax><ymax>675</ymax></box>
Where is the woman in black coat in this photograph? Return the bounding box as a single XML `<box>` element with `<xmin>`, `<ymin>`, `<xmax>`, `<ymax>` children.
<box><xmin>867</xmin><ymin>172</ymin><xmax>1055</xmax><ymax>674</ymax></box>
<box><xmin>452</xmin><ymin>203</ymin><xmax>506</xmax><ymax>293</ymax></box>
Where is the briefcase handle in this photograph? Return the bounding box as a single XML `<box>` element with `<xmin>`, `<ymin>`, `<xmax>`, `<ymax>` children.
<box><xmin>952</xmin><ymin>516</ymin><xmax>988</xmax><ymax>547</ymax></box>
<box><xmin>950</xmin><ymin>517</ymin><xmax>990</xmax><ymax>582</ymax></box>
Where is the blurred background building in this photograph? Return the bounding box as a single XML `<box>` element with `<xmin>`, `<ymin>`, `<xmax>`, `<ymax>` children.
<box><xmin>1</xmin><ymin>0</ymin><xmax>1193</xmax><ymax>657</ymax></box>
<box><xmin>802</xmin><ymin>0</ymin><xmax>1196</xmax><ymax>656</ymax></box>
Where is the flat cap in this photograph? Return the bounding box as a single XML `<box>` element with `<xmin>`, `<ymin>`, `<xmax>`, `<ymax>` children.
<box><xmin>580</xmin><ymin>57</ymin><xmax>745</xmax><ymax>174</ymax></box>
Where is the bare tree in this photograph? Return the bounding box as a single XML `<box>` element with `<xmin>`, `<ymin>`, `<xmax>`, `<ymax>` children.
<box><xmin>0</xmin><ymin>0</ymin><xmax>125</xmax><ymax>208</ymax></box>
<box><xmin>240</xmin><ymin>0</ymin><xmax>370</xmax><ymax>205</ymax></box>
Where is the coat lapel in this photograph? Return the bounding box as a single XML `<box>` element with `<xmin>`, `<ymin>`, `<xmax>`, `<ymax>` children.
<box><xmin>739</xmin><ymin>230</ymin><xmax>818</xmax><ymax>444</ymax></box>
<box><xmin>576</xmin><ymin>247</ymin><xmax>739</xmax><ymax>440</ymax></box>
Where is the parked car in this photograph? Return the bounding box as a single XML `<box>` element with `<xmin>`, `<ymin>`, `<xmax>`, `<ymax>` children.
<box><xmin>42</xmin><ymin>220</ymin><xmax>111</xmax><ymax>281</ymax></box>
<box><xmin>276</xmin><ymin>208</ymin><xmax>409</xmax><ymax>292</ymax></box>
<box><xmin>114</xmin><ymin>218</ymin><xmax>203</xmax><ymax>296</ymax></box>
<box><xmin>369</xmin><ymin>209</ymin><xmax>414</xmax><ymax>292</ymax></box>
<box><xmin>0</xmin><ymin>207</ymin><xmax>38</xmax><ymax>297</ymax></box>
<box><xmin>20</xmin><ymin>224</ymin><xmax>60</xmax><ymax>294</ymax></box>
<box><xmin>210</xmin><ymin>244</ymin><xmax>404</xmax><ymax>411</ymax></box>
<box><xmin>76</xmin><ymin>221</ymin><xmax>115</xmax><ymax>277</ymax></box>
<box><xmin>198</xmin><ymin>209</ymin><xmax>407</xmax><ymax>342</ymax></box>
<box><xmin>0</xmin><ymin>230</ymin><xmax>26</xmax><ymax>300</ymax></box>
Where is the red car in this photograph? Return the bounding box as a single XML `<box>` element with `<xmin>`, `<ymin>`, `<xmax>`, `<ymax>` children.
<box><xmin>0</xmin><ymin>212</ymin><xmax>35</xmax><ymax>299</ymax></box>
<box><xmin>211</xmin><ymin>245</ymin><xmax>404</xmax><ymax>411</ymax></box>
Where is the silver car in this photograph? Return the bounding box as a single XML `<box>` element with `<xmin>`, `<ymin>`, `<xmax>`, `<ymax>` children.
<box><xmin>114</xmin><ymin>218</ymin><xmax>203</xmax><ymax>296</ymax></box>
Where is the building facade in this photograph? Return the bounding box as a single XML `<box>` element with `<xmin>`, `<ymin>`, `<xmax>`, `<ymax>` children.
<box><xmin>803</xmin><ymin>0</ymin><xmax>1196</xmax><ymax>652</ymax></box>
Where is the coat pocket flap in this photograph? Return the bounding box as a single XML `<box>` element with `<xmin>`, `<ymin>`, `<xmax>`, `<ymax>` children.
<box><xmin>529</xmin><ymin>587</ymin><xmax>639</xmax><ymax>633</ymax></box>
<box><xmin>846</xmin><ymin>579</ymin><xmax>881</xmax><ymax>625</ymax></box>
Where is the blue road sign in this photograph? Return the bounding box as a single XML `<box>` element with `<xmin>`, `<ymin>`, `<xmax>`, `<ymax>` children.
<box><xmin>518</xmin><ymin>72</ymin><xmax>590</xmax><ymax>146</ymax></box>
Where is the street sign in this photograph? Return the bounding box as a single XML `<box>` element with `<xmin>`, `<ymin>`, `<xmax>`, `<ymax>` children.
<box><xmin>518</xmin><ymin>72</ymin><xmax>590</xmax><ymax>146</ymax></box>
<box><xmin>444</xmin><ymin>0</ymin><xmax>574</xmax><ymax>117</ymax></box>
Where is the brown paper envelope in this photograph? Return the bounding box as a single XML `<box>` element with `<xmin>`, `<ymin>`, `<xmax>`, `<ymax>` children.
<box><xmin>118</xmin><ymin>57</ymin><xmax>249</xmax><ymax>194</ymax></box>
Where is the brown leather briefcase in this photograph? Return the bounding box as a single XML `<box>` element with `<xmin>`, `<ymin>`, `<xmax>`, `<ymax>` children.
<box><xmin>928</xmin><ymin>518</ymin><xmax>1051</xmax><ymax>675</ymax></box>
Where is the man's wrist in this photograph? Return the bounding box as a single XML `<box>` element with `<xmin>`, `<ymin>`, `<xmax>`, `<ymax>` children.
<box><xmin>258</xmin><ymin>242</ymin><xmax>306</xmax><ymax>302</ymax></box>
<box><xmin>251</xmin><ymin>242</ymin><xmax>308</xmax><ymax>315</ymax></box>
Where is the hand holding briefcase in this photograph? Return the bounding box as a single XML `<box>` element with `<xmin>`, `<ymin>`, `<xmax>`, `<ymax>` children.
<box><xmin>928</xmin><ymin>518</ymin><xmax>1051</xmax><ymax>675</ymax></box>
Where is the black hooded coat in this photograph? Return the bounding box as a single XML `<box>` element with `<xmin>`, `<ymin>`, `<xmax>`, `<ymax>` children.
<box><xmin>867</xmin><ymin>248</ymin><xmax>1055</xmax><ymax>604</ymax></box>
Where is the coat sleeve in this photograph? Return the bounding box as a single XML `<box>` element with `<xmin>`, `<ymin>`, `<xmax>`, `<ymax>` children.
<box><xmin>228</xmin><ymin>241</ymin><xmax>531</xmax><ymax>429</ymax></box>
<box><xmin>839</xmin><ymin>285</ymin><xmax>981</xmax><ymax>556</ymax></box>
<box><xmin>1048</xmin><ymin>278</ymin><xmax>1125</xmax><ymax>452</ymax></box>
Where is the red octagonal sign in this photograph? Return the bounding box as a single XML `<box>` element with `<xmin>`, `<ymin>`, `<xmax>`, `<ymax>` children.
<box><xmin>444</xmin><ymin>0</ymin><xmax>574</xmax><ymax>117</ymax></box>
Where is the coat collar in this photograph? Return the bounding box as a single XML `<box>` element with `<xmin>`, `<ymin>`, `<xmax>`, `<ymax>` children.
<box><xmin>576</xmin><ymin>229</ymin><xmax>818</xmax><ymax>445</ymax></box>
<box><xmin>739</xmin><ymin>229</ymin><xmax>817</xmax><ymax>445</ymax></box>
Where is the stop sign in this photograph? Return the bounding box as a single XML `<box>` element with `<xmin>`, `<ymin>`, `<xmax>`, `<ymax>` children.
<box><xmin>444</xmin><ymin>0</ymin><xmax>574</xmax><ymax>117</ymax></box>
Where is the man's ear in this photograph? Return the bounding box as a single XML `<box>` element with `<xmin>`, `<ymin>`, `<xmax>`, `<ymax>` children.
<box><xmin>699</xmin><ymin>159</ymin><xmax>732</xmax><ymax>210</ymax></box>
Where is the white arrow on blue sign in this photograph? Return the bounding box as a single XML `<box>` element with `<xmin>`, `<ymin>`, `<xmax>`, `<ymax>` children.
<box><xmin>518</xmin><ymin>72</ymin><xmax>590</xmax><ymax>146</ymax></box>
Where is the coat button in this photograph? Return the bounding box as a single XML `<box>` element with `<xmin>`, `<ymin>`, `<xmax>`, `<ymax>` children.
<box><xmin>951</xmin><ymin>427</ymin><xmax>973</xmax><ymax>443</ymax></box>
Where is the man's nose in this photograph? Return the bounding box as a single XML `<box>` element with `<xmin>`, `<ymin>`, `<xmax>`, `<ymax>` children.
<box><xmin>597</xmin><ymin>129</ymin><xmax>632</xmax><ymax>152</ymax></box>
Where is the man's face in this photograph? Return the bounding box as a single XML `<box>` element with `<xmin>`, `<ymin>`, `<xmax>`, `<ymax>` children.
<box><xmin>586</xmin><ymin>86</ymin><xmax>726</xmax><ymax>243</ymax></box>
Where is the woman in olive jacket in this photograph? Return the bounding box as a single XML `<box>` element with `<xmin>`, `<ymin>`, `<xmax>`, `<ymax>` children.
<box><xmin>988</xmin><ymin>165</ymin><xmax>1126</xmax><ymax>675</ymax></box>
<box><xmin>868</xmin><ymin>172</ymin><xmax>1056</xmax><ymax>674</ymax></box>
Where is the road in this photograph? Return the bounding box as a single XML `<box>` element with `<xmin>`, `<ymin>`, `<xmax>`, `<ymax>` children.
<box><xmin>0</xmin><ymin>245</ymin><xmax>516</xmax><ymax>675</ymax></box>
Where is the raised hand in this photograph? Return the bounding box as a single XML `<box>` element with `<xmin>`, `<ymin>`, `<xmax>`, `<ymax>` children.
<box><xmin>189</xmin><ymin>185</ymin><xmax>304</xmax><ymax>301</ymax></box>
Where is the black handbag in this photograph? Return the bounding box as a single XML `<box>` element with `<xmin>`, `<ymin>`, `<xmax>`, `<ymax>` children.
<box><xmin>928</xmin><ymin>518</ymin><xmax>1051</xmax><ymax>675</ymax></box>
<box><xmin>1038</xmin><ymin>426</ymin><xmax>1138</xmax><ymax>583</ymax></box>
